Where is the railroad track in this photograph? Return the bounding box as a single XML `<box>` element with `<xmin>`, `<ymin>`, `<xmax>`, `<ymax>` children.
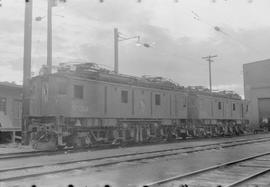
<box><xmin>1</xmin><ymin>136</ymin><xmax>270</xmax><ymax>182</ymax></box>
<box><xmin>143</xmin><ymin>152</ymin><xmax>270</xmax><ymax>187</ymax></box>
<box><xmin>0</xmin><ymin>148</ymin><xmax>73</xmax><ymax>160</ymax></box>
<box><xmin>0</xmin><ymin>134</ymin><xmax>270</xmax><ymax>161</ymax></box>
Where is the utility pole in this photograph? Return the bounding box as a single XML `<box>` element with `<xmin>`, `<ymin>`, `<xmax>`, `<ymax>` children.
<box><xmin>114</xmin><ymin>28</ymin><xmax>149</xmax><ymax>74</ymax></box>
<box><xmin>47</xmin><ymin>0</ymin><xmax>53</xmax><ymax>74</ymax></box>
<box><xmin>114</xmin><ymin>28</ymin><xmax>119</xmax><ymax>74</ymax></box>
<box><xmin>22</xmin><ymin>0</ymin><xmax>33</xmax><ymax>145</ymax></box>
<box><xmin>202</xmin><ymin>55</ymin><xmax>217</xmax><ymax>92</ymax></box>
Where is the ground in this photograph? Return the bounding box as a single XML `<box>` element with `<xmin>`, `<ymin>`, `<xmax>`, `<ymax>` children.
<box><xmin>1</xmin><ymin>134</ymin><xmax>270</xmax><ymax>187</ymax></box>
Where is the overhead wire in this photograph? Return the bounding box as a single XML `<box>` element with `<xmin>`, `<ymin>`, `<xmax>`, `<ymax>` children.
<box><xmin>187</xmin><ymin>7</ymin><xmax>266</xmax><ymax>57</ymax></box>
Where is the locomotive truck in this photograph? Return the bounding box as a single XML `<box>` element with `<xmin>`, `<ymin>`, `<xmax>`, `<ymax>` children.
<box><xmin>25</xmin><ymin>63</ymin><xmax>249</xmax><ymax>150</ymax></box>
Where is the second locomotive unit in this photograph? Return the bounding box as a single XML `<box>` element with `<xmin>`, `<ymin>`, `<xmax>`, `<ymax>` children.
<box><xmin>25</xmin><ymin>63</ymin><xmax>249</xmax><ymax>149</ymax></box>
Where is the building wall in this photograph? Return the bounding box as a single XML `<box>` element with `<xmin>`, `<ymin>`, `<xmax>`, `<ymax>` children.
<box><xmin>243</xmin><ymin>59</ymin><xmax>270</xmax><ymax>124</ymax></box>
<box><xmin>0</xmin><ymin>83</ymin><xmax>22</xmax><ymax>131</ymax></box>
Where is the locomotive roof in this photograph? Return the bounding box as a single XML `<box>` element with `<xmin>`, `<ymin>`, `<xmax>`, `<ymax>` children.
<box><xmin>35</xmin><ymin>62</ymin><xmax>242</xmax><ymax>100</ymax></box>
<box><xmin>187</xmin><ymin>89</ymin><xmax>242</xmax><ymax>100</ymax></box>
<box><xmin>0</xmin><ymin>82</ymin><xmax>21</xmax><ymax>90</ymax></box>
<box><xmin>56</xmin><ymin>70</ymin><xmax>186</xmax><ymax>92</ymax></box>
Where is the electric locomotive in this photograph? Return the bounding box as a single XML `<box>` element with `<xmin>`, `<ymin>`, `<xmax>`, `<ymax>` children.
<box><xmin>25</xmin><ymin>63</ymin><xmax>249</xmax><ymax>150</ymax></box>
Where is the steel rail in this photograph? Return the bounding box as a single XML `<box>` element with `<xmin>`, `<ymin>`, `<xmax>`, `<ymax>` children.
<box><xmin>1</xmin><ymin>136</ymin><xmax>270</xmax><ymax>173</ymax></box>
<box><xmin>142</xmin><ymin>152</ymin><xmax>270</xmax><ymax>187</ymax></box>
<box><xmin>1</xmin><ymin>137</ymin><xmax>270</xmax><ymax>182</ymax></box>
<box><xmin>225</xmin><ymin>168</ymin><xmax>270</xmax><ymax>187</ymax></box>
<box><xmin>0</xmin><ymin>133</ymin><xmax>263</xmax><ymax>158</ymax></box>
<box><xmin>1</xmin><ymin>135</ymin><xmax>269</xmax><ymax>161</ymax></box>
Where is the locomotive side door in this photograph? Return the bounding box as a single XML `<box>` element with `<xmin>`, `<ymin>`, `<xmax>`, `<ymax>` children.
<box><xmin>258</xmin><ymin>98</ymin><xmax>270</xmax><ymax>130</ymax></box>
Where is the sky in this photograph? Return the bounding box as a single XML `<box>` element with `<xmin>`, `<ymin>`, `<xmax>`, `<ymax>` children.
<box><xmin>0</xmin><ymin>0</ymin><xmax>270</xmax><ymax>97</ymax></box>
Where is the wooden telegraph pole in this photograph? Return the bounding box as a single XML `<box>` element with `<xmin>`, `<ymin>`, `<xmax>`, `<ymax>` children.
<box><xmin>202</xmin><ymin>55</ymin><xmax>218</xmax><ymax>92</ymax></box>
<box><xmin>114</xmin><ymin>28</ymin><xmax>119</xmax><ymax>74</ymax></box>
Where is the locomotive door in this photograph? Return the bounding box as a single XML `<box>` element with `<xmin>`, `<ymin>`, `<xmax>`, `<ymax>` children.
<box><xmin>13</xmin><ymin>99</ymin><xmax>22</xmax><ymax>127</ymax></box>
<box><xmin>258</xmin><ymin>98</ymin><xmax>270</xmax><ymax>124</ymax></box>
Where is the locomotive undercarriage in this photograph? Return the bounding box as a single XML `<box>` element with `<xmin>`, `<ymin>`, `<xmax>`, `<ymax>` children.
<box><xmin>26</xmin><ymin>116</ymin><xmax>247</xmax><ymax>150</ymax></box>
<box><xmin>188</xmin><ymin>119</ymin><xmax>246</xmax><ymax>137</ymax></box>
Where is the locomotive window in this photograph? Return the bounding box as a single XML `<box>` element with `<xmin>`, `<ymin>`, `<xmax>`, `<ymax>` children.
<box><xmin>0</xmin><ymin>97</ymin><xmax>7</xmax><ymax>115</ymax></box>
<box><xmin>155</xmin><ymin>94</ymin><xmax>161</xmax><ymax>105</ymax></box>
<box><xmin>121</xmin><ymin>90</ymin><xmax>128</xmax><ymax>103</ymax></box>
<box><xmin>74</xmin><ymin>85</ymin><xmax>84</xmax><ymax>99</ymax></box>
<box><xmin>233</xmin><ymin>103</ymin><xmax>236</xmax><ymax>111</ymax></box>
<box><xmin>30</xmin><ymin>84</ymin><xmax>35</xmax><ymax>95</ymax></box>
<box><xmin>58</xmin><ymin>81</ymin><xmax>67</xmax><ymax>95</ymax></box>
<box><xmin>218</xmin><ymin>102</ymin><xmax>222</xmax><ymax>110</ymax></box>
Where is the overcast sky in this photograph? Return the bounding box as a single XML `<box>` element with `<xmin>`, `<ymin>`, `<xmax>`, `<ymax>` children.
<box><xmin>0</xmin><ymin>0</ymin><xmax>270</xmax><ymax>97</ymax></box>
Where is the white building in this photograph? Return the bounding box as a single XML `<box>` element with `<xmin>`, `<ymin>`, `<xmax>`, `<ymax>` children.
<box><xmin>243</xmin><ymin>59</ymin><xmax>270</xmax><ymax>125</ymax></box>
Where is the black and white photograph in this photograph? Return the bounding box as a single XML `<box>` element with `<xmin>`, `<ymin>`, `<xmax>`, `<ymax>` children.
<box><xmin>1</xmin><ymin>0</ymin><xmax>270</xmax><ymax>186</ymax></box>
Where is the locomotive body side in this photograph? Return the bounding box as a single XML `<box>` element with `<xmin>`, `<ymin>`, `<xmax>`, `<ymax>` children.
<box><xmin>30</xmin><ymin>74</ymin><xmax>188</xmax><ymax>120</ymax></box>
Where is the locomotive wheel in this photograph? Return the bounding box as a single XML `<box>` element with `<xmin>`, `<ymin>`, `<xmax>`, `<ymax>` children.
<box><xmin>74</xmin><ymin>137</ymin><xmax>82</xmax><ymax>148</ymax></box>
<box><xmin>32</xmin><ymin>137</ymin><xmax>57</xmax><ymax>150</ymax></box>
<box><xmin>181</xmin><ymin>133</ymin><xmax>187</xmax><ymax>140</ymax></box>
